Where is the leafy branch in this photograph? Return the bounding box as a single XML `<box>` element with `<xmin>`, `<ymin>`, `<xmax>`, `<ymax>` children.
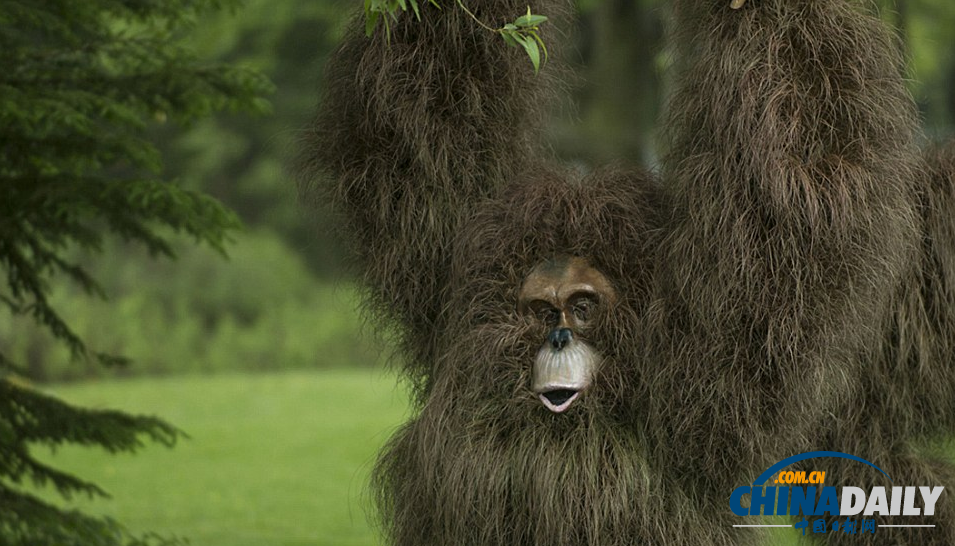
<box><xmin>499</xmin><ymin>7</ymin><xmax>548</xmax><ymax>73</ymax></box>
<box><xmin>363</xmin><ymin>0</ymin><xmax>549</xmax><ymax>73</ymax></box>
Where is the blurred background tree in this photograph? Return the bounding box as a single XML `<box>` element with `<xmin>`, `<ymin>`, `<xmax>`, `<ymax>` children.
<box><xmin>0</xmin><ymin>0</ymin><xmax>270</xmax><ymax>544</ymax></box>
<box><xmin>1</xmin><ymin>0</ymin><xmax>953</xmax><ymax>545</ymax></box>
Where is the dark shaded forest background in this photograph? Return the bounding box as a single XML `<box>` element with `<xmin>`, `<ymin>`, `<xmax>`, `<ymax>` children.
<box><xmin>3</xmin><ymin>0</ymin><xmax>954</xmax><ymax>382</ymax></box>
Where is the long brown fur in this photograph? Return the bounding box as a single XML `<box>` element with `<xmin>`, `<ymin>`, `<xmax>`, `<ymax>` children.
<box><xmin>654</xmin><ymin>0</ymin><xmax>921</xmax><ymax>491</ymax></box>
<box><xmin>801</xmin><ymin>138</ymin><xmax>955</xmax><ymax>545</ymax></box>
<box><xmin>300</xmin><ymin>0</ymin><xmax>955</xmax><ymax>544</ymax></box>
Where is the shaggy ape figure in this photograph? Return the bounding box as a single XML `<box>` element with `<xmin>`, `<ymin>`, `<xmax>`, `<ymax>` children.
<box><xmin>300</xmin><ymin>0</ymin><xmax>955</xmax><ymax>544</ymax></box>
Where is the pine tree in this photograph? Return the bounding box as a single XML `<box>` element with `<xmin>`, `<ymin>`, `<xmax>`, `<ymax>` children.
<box><xmin>0</xmin><ymin>1</ymin><xmax>272</xmax><ymax>544</ymax></box>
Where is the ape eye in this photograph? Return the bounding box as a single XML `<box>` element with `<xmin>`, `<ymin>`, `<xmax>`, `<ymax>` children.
<box><xmin>572</xmin><ymin>298</ymin><xmax>596</xmax><ymax>322</ymax></box>
<box><xmin>537</xmin><ymin>306</ymin><xmax>560</xmax><ymax>327</ymax></box>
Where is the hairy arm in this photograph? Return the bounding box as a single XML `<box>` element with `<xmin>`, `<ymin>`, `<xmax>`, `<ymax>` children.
<box><xmin>892</xmin><ymin>141</ymin><xmax>955</xmax><ymax>435</ymax></box>
<box><xmin>650</xmin><ymin>0</ymin><xmax>921</xmax><ymax>483</ymax></box>
<box><xmin>299</xmin><ymin>1</ymin><xmax>557</xmax><ymax>383</ymax></box>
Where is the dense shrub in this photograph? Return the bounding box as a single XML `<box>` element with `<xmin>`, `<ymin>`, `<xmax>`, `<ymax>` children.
<box><xmin>0</xmin><ymin>231</ymin><xmax>380</xmax><ymax>382</ymax></box>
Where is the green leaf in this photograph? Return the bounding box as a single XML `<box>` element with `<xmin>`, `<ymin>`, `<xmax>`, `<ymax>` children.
<box><xmin>529</xmin><ymin>29</ymin><xmax>548</xmax><ymax>65</ymax></box>
<box><xmin>501</xmin><ymin>30</ymin><xmax>519</xmax><ymax>47</ymax></box>
<box><xmin>515</xmin><ymin>13</ymin><xmax>547</xmax><ymax>27</ymax></box>
<box><xmin>509</xmin><ymin>31</ymin><xmax>528</xmax><ymax>47</ymax></box>
<box><xmin>365</xmin><ymin>10</ymin><xmax>380</xmax><ymax>36</ymax></box>
<box><xmin>520</xmin><ymin>33</ymin><xmax>541</xmax><ymax>73</ymax></box>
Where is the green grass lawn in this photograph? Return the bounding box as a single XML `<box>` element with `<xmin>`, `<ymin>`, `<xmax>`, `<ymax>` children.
<box><xmin>34</xmin><ymin>370</ymin><xmax>411</xmax><ymax>546</ymax></box>
<box><xmin>32</xmin><ymin>370</ymin><xmax>799</xmax><ymax>546</ymax></box>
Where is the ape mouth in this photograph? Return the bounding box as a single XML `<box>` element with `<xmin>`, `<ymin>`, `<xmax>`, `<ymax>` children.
<box><xmin>539</xmin><ymin>388</ymin><xmax>580</xmax><ymax>413</ymax></box>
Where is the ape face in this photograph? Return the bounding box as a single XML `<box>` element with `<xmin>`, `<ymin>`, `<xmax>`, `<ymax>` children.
<box><xmin>518</xmin><ymin>256</ymin><xmax>617</xmax><ymax>413</ymax></box>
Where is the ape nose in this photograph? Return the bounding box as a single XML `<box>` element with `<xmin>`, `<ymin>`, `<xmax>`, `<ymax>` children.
<box><xmin>548</xmin><ymin>328</ymin><xmax>573</xmax><ymax>351</ymax></box>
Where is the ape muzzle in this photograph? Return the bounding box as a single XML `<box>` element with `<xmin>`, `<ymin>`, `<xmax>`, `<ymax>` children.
<box><xmin>531</xmin><ymin>338</ymin><xmax>598</xmax><ymax>413</ymax></box>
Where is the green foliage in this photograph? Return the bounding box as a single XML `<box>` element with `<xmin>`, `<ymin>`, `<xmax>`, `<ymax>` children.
<box><xmin>0</xmin><ymin>0</ymin><xmax>272</xmax><ymax>544</ymax></box>
<box><xmin>363</xmin><ymin>0</ymin><xmax>549</xmax><ymax>73</ymax></box>
<box><xmin>886</xmin><ymin>0</ymin><xmax>955</xmax><ymax>136</ymax></box>
<box><xmin>501</xmin><ymin>7</ymin><xmax>549</xmax><ymax>73</ymax></box>
<box><xmin>154</xmin><ymin>0</ymin><xmax>352</xmax><ymax>277</ymax></box>
<box><xmin>0</xmin><ymin>0</ymin><xmax>272</xmax><ymax>369</ymax></box>
<box><xmin>0</xmin><ymin>232</ymin><xmax>379</xmax><ymax>382</ymax></box>
<box><xmin>364</xmin><ymin>0</ymin><xmax>438</xmax><ymax>38</ymax></box>
<box><xmin>1</xmin><ymin>381</ymin><xmax>182</xmax><ymax>546</ymax></box>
